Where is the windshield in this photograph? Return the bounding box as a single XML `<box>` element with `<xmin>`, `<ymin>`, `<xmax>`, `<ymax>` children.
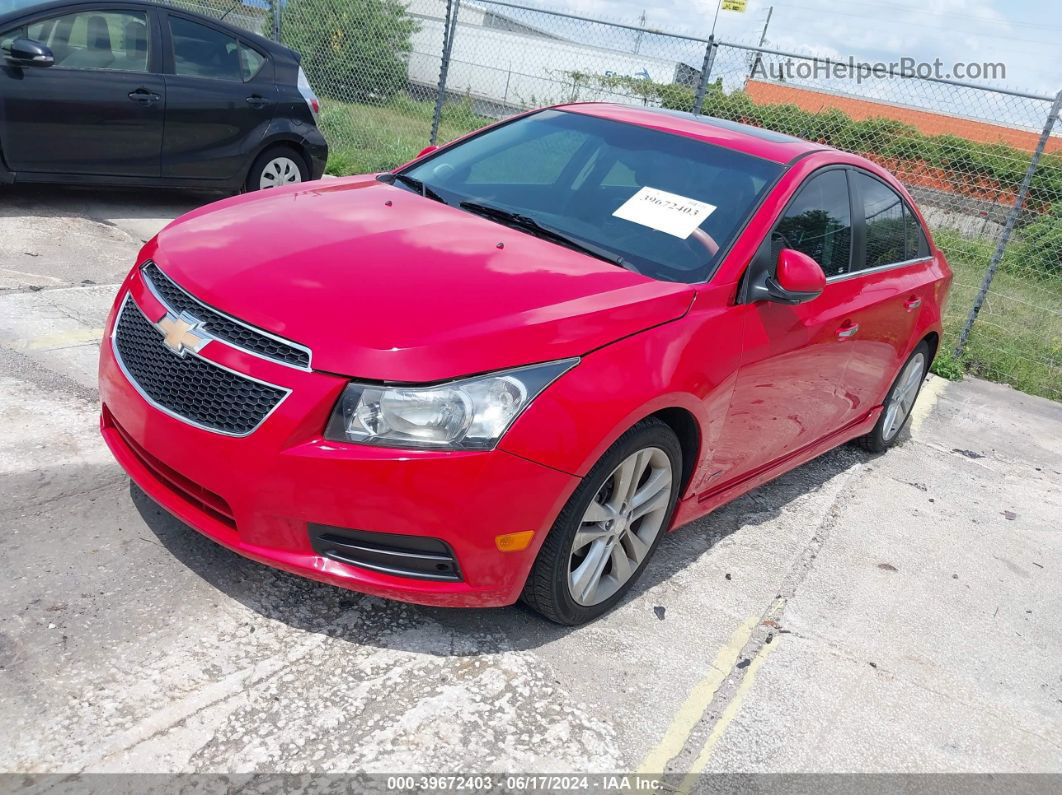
<box><xmin>401</xmin><ymin>109</ymin><xmax>782</xmax><ymax>283</ymax></box>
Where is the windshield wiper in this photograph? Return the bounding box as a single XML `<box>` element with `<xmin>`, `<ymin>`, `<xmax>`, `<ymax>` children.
<box><xmin>459</xmin><ymin>201</ymin><xmax>634</xmax><ymax>272</ymax></box>
<box><xmin>377</xmin><ymin>172</ymin><xmax>446</xmax><ymax>204</ymax></box>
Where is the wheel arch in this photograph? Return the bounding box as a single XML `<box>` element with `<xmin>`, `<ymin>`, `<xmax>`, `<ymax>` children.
<box><xmin>502</xmin><ymin>386</ymin><xmax>710</xmax><ymax>499</ymax></box>
<box><xmin>647</xmin><ymin>406</ymin><xmax>701</xmax><ymax>498</ymax></box>
<box><xmin>921</xmin><ymin>330</ymin><xmax>940</xmax><ymax>365</ymax></box>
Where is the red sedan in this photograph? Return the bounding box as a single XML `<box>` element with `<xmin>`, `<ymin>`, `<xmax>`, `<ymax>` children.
<box><xmin>99</xmin><ymin>103</ymin><xmax>952</xmax><ymax>624</ymax></box>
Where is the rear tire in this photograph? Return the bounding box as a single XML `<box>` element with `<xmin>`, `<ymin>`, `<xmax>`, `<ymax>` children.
<box><xmin>246</xmin><ymin>146</ymin><xmax>308</xmax><ymax>191</ymax></box>
<box><xmin>857</xmin><ymin>341</ymin><xmax>929</xmax><ymax>453</ymax></box>
<box><xmin>521</xmin><ymin>418</ymin><xmax>682</xmax><ymax>625</ymax></box>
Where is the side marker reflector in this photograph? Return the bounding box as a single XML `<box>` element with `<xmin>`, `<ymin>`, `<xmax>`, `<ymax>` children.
<box><xmin>495</xmin><ymin>530</ymin><xmax>535</xmax><ymax>552</ymax></box>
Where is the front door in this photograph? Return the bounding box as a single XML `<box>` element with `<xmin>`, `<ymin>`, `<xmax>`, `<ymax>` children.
<box><xmin>711</xmin><ymin>168</ymin><xmax>859</xmax><ymax>486</ymax></box>
<box><xmin>0</xmin><ymin>7</ymin><xmax>162</xmax><ymax>177</ymax></box>
<box><xmin>161</xmin><ymin>14</ymin><xmax>273</xmax><ymax>181</ymax></box>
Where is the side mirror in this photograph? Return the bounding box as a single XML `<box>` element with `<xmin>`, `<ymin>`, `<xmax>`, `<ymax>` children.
<box><xmin>416</xmin><ymin>145</ymin><xmax>439</xmax><ymax>158</ymax></box>
<box><xmin>748</xmin><ymin>248</ymin><xmax>826</xmax><ymax>305</ymax></box>
<box><xmin>5</xmin><ymin>38</ymin><xmax>54</xmax><ymax>67</ymax></box>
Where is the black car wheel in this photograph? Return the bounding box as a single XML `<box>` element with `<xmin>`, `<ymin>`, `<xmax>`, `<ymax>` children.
<box><xmin>246</xmin><ymin>146</ymin><xmax>309</xmax><ymax>191</ymax></box>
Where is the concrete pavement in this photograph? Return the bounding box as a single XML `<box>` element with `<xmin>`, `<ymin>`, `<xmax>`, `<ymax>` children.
<box><xmin>1</xmin><ymin>185</ymin><xmax>1060</xmax><ymax>776</ymax></box>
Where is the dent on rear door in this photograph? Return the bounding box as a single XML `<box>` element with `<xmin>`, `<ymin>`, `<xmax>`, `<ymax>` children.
<box><xmin>833</xmin><ymin>266</ymin><xmax>927</xmax><ymax>415</ymax></box>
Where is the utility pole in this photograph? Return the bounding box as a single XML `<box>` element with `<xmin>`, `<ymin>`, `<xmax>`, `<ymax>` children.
<box><xmin>758</xmin><ymin>6</ymin><xmax>773</xmax><ymax>47</ymax></box>
<box><xmin>634</xmin><ymin>9</ymin><xmax>646</xmax><ymax>54</ymax></box>
<box><xmin>748</xmin><ymin>5</ymin><xmax>773</xmax><ymax>80</ymax></box>
<box><xmin>709</xmin><ymin>0</ymin><xmax>723</xmax><ymax>39</ymax></box>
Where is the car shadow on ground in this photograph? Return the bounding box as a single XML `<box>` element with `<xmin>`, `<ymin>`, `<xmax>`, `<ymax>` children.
<box><xmin>132</xmin><ymin>443</ymin><xmax>868</xmax><ymax>654</ymax></box>
<box><xmin>0</xmin><ymin>184</ymin><xmax>225</xmax><ymax>221</ymax></box>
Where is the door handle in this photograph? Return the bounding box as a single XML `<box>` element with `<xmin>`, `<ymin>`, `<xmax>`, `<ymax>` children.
<box><xmin>904</xmin><ymin>296</ymin><xmax>922</xmax><ymax>311</ymax></box>
<box><xmin>245</xmin><ymin>95</ymin><xmax>269</xmax><ymax>109</ymax></box>
<box><xmin>128</xmin><ymin>88</ymin><xmax>160</xmax><ymax>105</ymax></box>
<box><xmin>836</xmin><ymin>321</ymin><xmax>860</xmax><ymax>339</ymax></box>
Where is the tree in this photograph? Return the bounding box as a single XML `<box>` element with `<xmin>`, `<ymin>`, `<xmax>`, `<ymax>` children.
<box><xmin>282</xmin><ymin>0</ymin><xmax>416</xmax><ymax>103</ymax></box>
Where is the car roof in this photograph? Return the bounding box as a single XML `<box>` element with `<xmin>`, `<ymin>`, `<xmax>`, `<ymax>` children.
<box><xmin>556</xmin><ymin>102</ymin><xmax>830</xmax><ymax>164</ymax></box>
<box><xmin>0</xmin><ymin>0</ymin><xmax>283</xmax><ymax>53</ymax></box>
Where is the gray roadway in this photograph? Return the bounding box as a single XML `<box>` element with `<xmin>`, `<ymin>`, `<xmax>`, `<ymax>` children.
<box><xmin>2</xmin><ymin>185</ymin><xmax>1060</xmax><ymax>774</ymax></box>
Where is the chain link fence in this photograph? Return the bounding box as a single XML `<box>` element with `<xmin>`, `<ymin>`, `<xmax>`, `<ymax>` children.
<box><xmin>178</xmin><ymin>0</ymin><xmax>1062</xmax><ymax>401</ymax></box>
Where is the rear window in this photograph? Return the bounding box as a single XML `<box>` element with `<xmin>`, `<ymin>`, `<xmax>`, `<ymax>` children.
<box><xmin>403</xmin><ymin>110</ymin><xmax>783</xmax><ymax>283</ymax></box>
<box><xmin>239</xmin><ymin>42</ymin><xmax>265</xmax><ymax>81</ymax></box>
<box><xmin>169</xmin><ymin>16</ymin><xmax>240</xmax><ymax>81</ymax></box>
<box><xmin>903</xmin><ymin>202</ymin><xmax>931</xmax><ymax>259</ymax></box>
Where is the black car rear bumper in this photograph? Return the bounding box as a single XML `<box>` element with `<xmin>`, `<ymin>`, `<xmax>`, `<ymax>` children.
<box><xmin>303</xmin><ymin>127</ymin><xmax>329</xmax><ymax>180</ymax></box>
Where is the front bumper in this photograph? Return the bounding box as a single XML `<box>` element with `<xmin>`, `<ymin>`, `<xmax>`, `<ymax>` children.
<box><xmin>99</xmin><ymin>277</ymin><xmax>579</xmax><ymax>607</ymax></box>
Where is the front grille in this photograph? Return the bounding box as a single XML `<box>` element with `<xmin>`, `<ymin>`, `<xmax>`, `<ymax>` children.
<box><xmin>309</xmin><ymin>523</ymin><xmax>462</xmax><ymax>581</ymax></box>
<box><xmin>141</xmin><ymin>261</ymin><xmax>311</xmax><ymax>369</ymax></box>
<box><xmin>113</xmin><ymin>297</ymin><xmax>288</xmax><ymax>436</ymax></box>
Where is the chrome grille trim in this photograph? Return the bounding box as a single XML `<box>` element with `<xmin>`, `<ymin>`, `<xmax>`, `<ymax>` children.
<box><xmin>111</xmin><ymin>293</ymin><xmax>292</xmax><ymax>437</ymax></box>
<box><xmin>140</xmin><ymin>261</ymin><xmax>313</xmax><ymax>371</ymax></box>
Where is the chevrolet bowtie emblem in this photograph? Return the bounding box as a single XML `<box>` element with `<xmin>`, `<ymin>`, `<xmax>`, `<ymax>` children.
<box><xmin>156</xmin><ymin>311</ymin><xmax>210</xmax><ymax>356</ymax></box>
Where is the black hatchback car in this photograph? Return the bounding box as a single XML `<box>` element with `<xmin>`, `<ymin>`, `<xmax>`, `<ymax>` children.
<box><xmin>0</xmin><ymin>0</ymin><xmax>327</xmax><ymax>190</ymax></box>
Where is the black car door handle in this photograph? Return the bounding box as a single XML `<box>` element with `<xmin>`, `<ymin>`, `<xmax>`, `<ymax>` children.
<box><xmin>245</xmin><ymin>95</ymin><xmax>270</xmax><ymax>109</ymax></box>
<box><xmin>128</xmin><ymin>88</ymin><xmax>160</xmax><ymax>105</ymax></box>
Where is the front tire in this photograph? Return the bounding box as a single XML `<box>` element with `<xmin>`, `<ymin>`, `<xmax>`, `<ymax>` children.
<box><xmin>857</xmin><ymin>341</ymin><xmax>929</xmax><ymax>453</ymax></box>
<box><xmin>521</xmin><ymin>418</ymin><xmax>682</xmax><ymax>625</ymax></box>
<box><xmin>246</xmin><ymin>146</ymin><xmax>308</xmax><ymax>191</ymax></box>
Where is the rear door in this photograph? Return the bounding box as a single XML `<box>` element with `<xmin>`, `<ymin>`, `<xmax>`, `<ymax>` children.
<box><xmin>711</xmin><ymin>167</ymin><xmax>860</xmax><ymax>485</ymax></box>
<box><xmin>160</xmin><ymin>13</ymin><xmax>273</xmax><ymax>181</ymax></box>
<box><xmin>831</xmin><ymin>170</ymin><xmax>934</xmax><ymax>418</ymax></box>
<box><xmin>0</xmin><ymin>5</ymin><xmax>163</xmax><ymax>177</ymax></box>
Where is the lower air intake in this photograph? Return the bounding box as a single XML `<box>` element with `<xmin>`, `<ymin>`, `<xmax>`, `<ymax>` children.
<box><xmin>309</xmin><ymin>524</ymin><xmax>462</xmax><ymax>582</ymax></box>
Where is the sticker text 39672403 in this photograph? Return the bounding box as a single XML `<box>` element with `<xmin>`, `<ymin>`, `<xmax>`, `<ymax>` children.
<box><xmin>612</xmin><ymin>187</ymin><xmax>717</xmax><ymax>239</ymax></box>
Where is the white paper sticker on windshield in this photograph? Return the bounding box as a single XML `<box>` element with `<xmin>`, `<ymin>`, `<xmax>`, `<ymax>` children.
<box><xmin>612</xmin><ymin>187</ymin><xmax>716</xmax><ymax>239</ymax></box>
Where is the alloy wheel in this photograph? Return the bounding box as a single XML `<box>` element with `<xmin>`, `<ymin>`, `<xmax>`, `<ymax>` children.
<box><xmin>259</xmin><ymin>157</ymin><xmax>302</xmax><ymax>189</ymax></box>
<box><xmin>882</xmin><ymin>352</ymin><xmax>926</xmax><ymax>441</ymax></box>
<box><xmin>567</xmin><ymin>447</ymin><xmax>673</xmax><ymax>607</ymax></box>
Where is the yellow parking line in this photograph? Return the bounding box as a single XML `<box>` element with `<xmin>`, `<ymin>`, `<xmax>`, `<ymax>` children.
<box><xmin>636</xmin><ymin>614</ymin><xmax>759</xmax><ymax>774</ymax></box>
<box><xmin>910</xmin><ymin>373</ymin><xmax>948</xmax><ymax>434</ymax></box>
<box><xmin>19</xmin><ymin>328</ymin><xmax>106</xmax><ymax>350</ymax></box>
<box><xmin>676</xmin><ymin>636</ymin><xmax>781</xmax><ymax>791</ymax></box>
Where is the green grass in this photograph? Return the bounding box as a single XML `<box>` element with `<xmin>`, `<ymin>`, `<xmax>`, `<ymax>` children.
<box><xmin>316</xmin><ymin>94</ymin><xmax>1062</xmax><ymax>402</ymax></box>
<box><xmin>935</xmin><ymin>228</ymin><xmax>1062</xmax><ymax>401</ymax></box>
<box><xmin>320</xmin><ymin>94</ymin><xmax>488</xmax><ymax>176</ymax></box>
<box><xmin>929</xmin><ymin>349</ymin><xmax>965</xmax><ymax>381</ymax></box>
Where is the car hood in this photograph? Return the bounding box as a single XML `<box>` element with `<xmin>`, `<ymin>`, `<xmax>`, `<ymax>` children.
<box><xmin>151</xmin><ymin>176</ymin><xmax>695</xmax><ymax>381</ymax></box>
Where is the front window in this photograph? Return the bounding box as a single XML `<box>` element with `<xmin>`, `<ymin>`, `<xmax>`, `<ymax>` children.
<box><xmin>401</xmin><ymin>110</ymin><xmax>782</xmax><ymax>283</ymax></box>
<box><xmin>772</xmin><ymin>169</ymin><xmax>853</xmax><ymax>277</ymax></box>
<box><xmin>2</xmin><ymin>9</ymin><xmax>149</xmax><ymax>72</ymax></box>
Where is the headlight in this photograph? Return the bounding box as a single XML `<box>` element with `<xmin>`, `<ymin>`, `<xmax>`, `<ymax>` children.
<box><xmin>324</xmin><ymin>359</ymin><xmax>579</xmax><ymax>450</ymax></box>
